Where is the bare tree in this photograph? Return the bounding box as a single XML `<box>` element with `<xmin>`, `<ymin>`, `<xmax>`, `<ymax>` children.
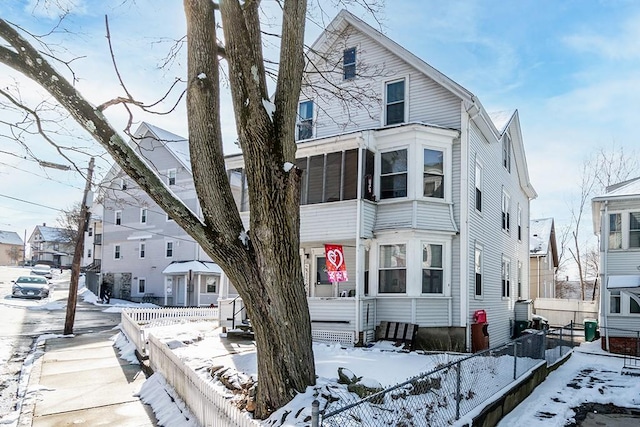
<box><xmin>57</xmin><ymin>202</ymin><xmax>82</xmax><ymax>243</ymax></box>
<box><xmin>566</xmin><ymin>144</ymin><xmax>639</xmax><ymax>300</ymax></box>
<box><xmin>6</xmin><ymin>246</ymin><xmax>22</xmax><ymax>265</ymax></box>
<box><xmin>0</xmin><ymin>1</ymin><xmax>329</xmax><ymax>417</ymax></box>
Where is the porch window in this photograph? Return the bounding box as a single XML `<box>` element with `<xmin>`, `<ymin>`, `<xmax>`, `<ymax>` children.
<box><xmin>423</xmin><ymin>149</ymin><xmax>444</xmax><ymax>199</ymax></box>
<box><xmin>630</xmin><ymin>212</ymin><xmax>640</xmax><ymax>248</ymax></box>
<box><xmin>138</xmin><ymin>278</ymin><xmax>146</xmax><ymax>293</ymax></box>
<box><xmin>297</xmin><ymin>100</ymin><xmax>313</xmax><ymax>140</ymax></box>
<box><xmin>316</xmin><ymin>257</ymin><xmax>331</xmax><ymax>284</ymax></box>
<box><xmin>610</xmin><ymin>291</ymin><xmax>620</xmax><ymax>313</ymax></box>
<box><xmin>385</xmin><ymin>79</ymin><xmax>405</xmax><ymax>126</ymax></box>
<box><xmin>297</xmin><ymin>149</ymin><xmax>360</xmax><ymax>205</ymax></box>
<box><xmin>474</xmin><ymin>245</ymin><xmax>482</xmax><ymax>297</ymax></box>
<box><xmin>202</xmin><ymin>276</ymin><xmax>217</xmax><ymax>293</ymax></box>
<box><xmin>380</xmin><ymin>149</ymin><xmax>407</xmax><ymax>199</ymax></box>
<box><xmin>343</xmin><ymin>47</ymin><xmax>356</xmax><ymax>80</ymax></box>
<box><xmin>379</xmin><ymin>244</ymin><xmax>406</xmax><ymax>293</ymax></box>
<box><xmin>501</xmin><ymin>256</ymin><xmax>511</xmax><ymax>298</ymax></box>
<box><xmin>421</xmin><ymin>243</ymin><xmax>443</xmax><ymax>294</ymax></box>
<box><xmin>609</xmin><ymin>213</ymin><xmax>622</xmax><ymax>249</ymax></box>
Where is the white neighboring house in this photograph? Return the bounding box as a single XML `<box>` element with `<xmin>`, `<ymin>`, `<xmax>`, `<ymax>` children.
<box><xmin>225</xmin><ymin>10</ymin><xmax>536</xmax><ymax>350</ymax></box>
<box><xmin>97</xmin><ymin>123</ymin><xmax>232</xmax><ymax>307</ymax></box>
<box><xmin>592</xmin><ymin>177</ymin><xmax>640</xmax><ymax>355</ymax></box>
<box><xmin>529</xmin><ymin>218</ymin><xmax>559</xmax><ymax>299</ymax></box>
<box><xmin>28</xmin><ymin>224</ymin><xmax>74</xmax><ymax>268</ymax></box>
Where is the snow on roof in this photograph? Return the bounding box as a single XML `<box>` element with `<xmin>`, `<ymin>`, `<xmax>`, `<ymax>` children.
<box><xmin>530</xmin><ymin>218</ymin><xmax>554</xmax><ymax>255</ymax></box>
<box><xmin>36</xmin><ymin>226</ymin><xmax>72</xmax><ymax>243</ymax></box>
<box><xmin>141</xmin><ymin>122</ymin><xmax>191</xmax><ymax>173</ymax></box>
<box><xmin>488</xmin><ymin>110</ymin><xmax>514</xmax><ymax>134</ymax></box>
<box><xmin>0</xmin><ymin>230</ymin><xmax>23</xmax><ymax>245</ymax></box>
<box><xmin>162</xmin><ymin>260</ymin><xmax>222</xmax><ymax>275</ymax></box>
<box><xmin>598</xmin><ymin>176</ymin><xmax>640</xmax><ymax>198</ymax></box>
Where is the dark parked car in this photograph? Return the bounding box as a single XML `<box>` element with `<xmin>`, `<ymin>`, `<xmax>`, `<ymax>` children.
<box><xmin>12</xmin><ymin>276</ymin><xmax>51</xmax><ymax>299</ymax></box>
<box><xmin>31</xmin><ymin>264</ymin><xmax>53</xmax><ymax>279</ymax></box>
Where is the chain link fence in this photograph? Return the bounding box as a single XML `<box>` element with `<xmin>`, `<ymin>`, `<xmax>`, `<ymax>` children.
<box><xmin>319</xmin><ymin>324</ymin><xmax>580</xmax><ymax>426</ymax></box>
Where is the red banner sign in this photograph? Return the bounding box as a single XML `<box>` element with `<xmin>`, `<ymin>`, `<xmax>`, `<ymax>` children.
<box><xmin>324</xmin><ymin>244</ymin><xmax>348</xmax><ymax>283</ymax></box>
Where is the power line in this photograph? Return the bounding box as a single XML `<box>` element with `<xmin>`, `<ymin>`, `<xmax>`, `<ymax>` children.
<box><xmin>0</xmin><ymin>161</ymin><xmax>84</xmax><ymax>191</ymax></box>
<box><xmin>0</xmin><ymin>193</ymin><xmax>62</xmax><ymax>211</ymax></box>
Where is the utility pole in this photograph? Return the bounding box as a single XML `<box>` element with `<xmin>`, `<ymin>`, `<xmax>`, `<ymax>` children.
<box><xmin>64</xmin><ymin>157</ymin><xmax>94</xmax><ymax>335</ymax></box>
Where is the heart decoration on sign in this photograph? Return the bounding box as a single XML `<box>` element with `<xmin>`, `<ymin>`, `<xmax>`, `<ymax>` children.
<box><xmin>326</xmin><ymin>249</ymin><xmax>343</xmax><ymax>269</ymax></box>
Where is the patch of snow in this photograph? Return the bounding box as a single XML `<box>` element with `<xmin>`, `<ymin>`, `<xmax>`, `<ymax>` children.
<box><xmin>262</xmin><ymin>99</ymin><xmax>275</xmax><ymax>122</ymax></box>
<box><xmin>239</xmin><ymin>230</ymin><xmax>249</xmax><ymax>247</ymax></box>
<box><xmin>197</xmin><ymin>72</ymin><xmax>206</xmax><ymax>80</ymax></box>
<box><xmin>283</xmin><ymin>162</ymin><xmax>294</xmax><ymax>172</ymax></box>
<box><xmin>251</xmin><ymin>65</ymin><xmax>259</xmax><ymax>83</ymax></box>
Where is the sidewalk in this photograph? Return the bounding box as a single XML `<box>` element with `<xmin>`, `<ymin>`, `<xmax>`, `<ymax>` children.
<box><xmin>19</xmin><ymin>330</ymin><xmax>157</xmax><ymax>427</ymax></box>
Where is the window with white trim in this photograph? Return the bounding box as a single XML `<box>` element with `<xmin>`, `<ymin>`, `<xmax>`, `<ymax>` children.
<box><xmin>114</xmin><ymin>245</ymin><xmax>121</xmax><ymax>260</ymax></box>
<box><xmin>502</xmin><ymin>133</ymin><xmax>511</xmax><ymax>172</ymax></box>
<box><xmin>119</xmin><ymin>178</ymin><xmax>127</xmax><ymax>190</ymax></box>
<box><xmin>297</xmin><ymin>100</ymin><xmax>313</xmax><ymax>140</ymax></box>
<box><xmin>380</xmin><ymin>149</ymin><xmax>407</xmax><ymax>199</ymax></box>
<box><xmin>138</xmin><ymin>278</ymin><xmax>146</xmax><ymax>294</ymax></box>
<box><xmin>87</xmin><ymin>248</ymin><xmax>92</xmax><ymax>258</ymax></box>
<box><xmin>166</xmin><ymin>241</ymin><xmax>173</xmax><ymax>257</ymax></box>
<box><xmin>343</xmin><ymin>47</ymin><xmax>356</xmax><ymax>80</ymax></box>
<box><xmin>502</xmin><ymin>190</ymin><xmax>510</xmax><ymax>232</ymax></box>
<box><xmin>630</xmin><ymin>212</ymin><xmax>640</xmax><ymax>248</ymax></box>
<box><xmin>475</xmin><ymin>161</ymin><xmax>483</xmax><ymax>212</ymax></box>
<box><xmin>421</xmin><ymin>243</ymin><xmax>443</xmax><ymax>293</ymax></box>
<box><xmin>140</xmin><ymin>208</ymin><xmax>147</xmax><ymax>224</ymax></box>
<box><xmin>423</xmin><ymin>149</ymin><xmax>444</xmax><ymax>199</ymax></box>
<box><xmin>385</xmin><ymin>79</ymin><xmax>405</xmax><ymax>126</ymax></box>
<box><xmin>609</xmin><ymin>213</ymin><xmax>622</xmax><ymax>249</ymax></box>
<box><xmin>501</xmin><ymin>256</ymin><xmax>511</xmax><ymax>298</ymax></box>
<box><xmin>517</xmin><ymin>260</ymin><xmax>523</xmax><ymax>298</ymax></box>
<box><xmin>139</xmin><ymin>242</ymin><xmax>146</xmax><ymax>259</ymax></box>
<box><xmin>517</xmin><ymin>204</ymin><xmax>522</xmax><ymax>240</ymax></box>
<box><xmin>378</xmin><ymin>244</ymin><xmax>406</xmax><ymax>293</ymax></box>
<box><xmin>474</xmin><ymin>245</ymin><xmax>483</xmax><ymax>298</ymax></box>
<box><xmin>610</xmin><ymin>291</ymin><xmax>621</xmax><ymax>313</ymax></box>
<box><xmin>167</xmin><ymin>168</ymin><xmax>176</xmax><ymax>186</ymax></box>
<box><xmin>115</xmin><ymin>210</ymin><xmax>122</xmax><ymax>226</ymax></box>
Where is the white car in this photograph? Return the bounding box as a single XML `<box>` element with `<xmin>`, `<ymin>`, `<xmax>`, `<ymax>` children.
<box><xmin>31</xmin><ymin>264</ymin><xmax>53</xmax><ymax>279</ymax></box>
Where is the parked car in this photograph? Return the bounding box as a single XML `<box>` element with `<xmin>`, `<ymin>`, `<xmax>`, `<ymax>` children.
<box><xmin>31</xmin><ymin>264</ymin><xmax>53</xmax><ymax>279</ymax></box>
<box><xmin>12</xmin><ymin>276</ymin><xmax>50</xmax><ymax>299</ymax></box>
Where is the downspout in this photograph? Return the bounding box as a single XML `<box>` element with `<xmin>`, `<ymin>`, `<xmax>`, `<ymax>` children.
<box><xmin>602</xmin><ymin>201</ymin><xmax>610</xmax><ymax>351</ymax></box>
<box><xmin>537</xmin><ymin>256</ymin><xmax>541</xmax><ymax>299</ymax></box>
<box><xmin>354</xmin><ymin>134</ymin><xmax>365</xmax><ymax>344</ymax></box>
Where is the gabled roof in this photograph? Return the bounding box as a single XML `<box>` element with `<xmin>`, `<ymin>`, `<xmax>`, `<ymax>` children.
<box><xmin>0</xmin><ymin>230</ymin><xmax>23</xmax><ymax>246</ymax></box>
<box><xmin>137</xmin><ymin>122</ymin><xmax>191</xmax><ymax>173</ymax></box>
<box><xmin>30</xmin><ymin>225</ymin><xmax>72</xmax><ymax>243</ymax></box>
<box><xmin>592</xmin><ymin>176</ymin><xmax>640</xmax><ymax>234</ymax></box>
<box><xmin>530</xmin><ymin>218</ymin><xmax>559</xmax><ymax>267</ymax></box>
<box><xmin>310</xmin><ymin>10</ymin><xmax>537</xmax><ymax>199</ymax></box>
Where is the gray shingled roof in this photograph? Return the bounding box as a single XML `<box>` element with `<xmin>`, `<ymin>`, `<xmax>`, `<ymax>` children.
<box><xmin>0</xmin><ymin>230</ymin><xmax>23</xmax><ymax>245</ymax></box>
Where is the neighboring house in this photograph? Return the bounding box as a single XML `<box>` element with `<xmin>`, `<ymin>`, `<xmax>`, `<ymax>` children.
<box><xmin>592</xmin><ymin>176</ymin><xmax>640</xmax><ymax>355</ymax></box>
<box><xmin>0</xmin><ymin>230</ymin><xmax>24</xmax><ymax>266</ymax></box>
<box><xmin>225</xmin><ymin>10</ymin><xmax>537</xmax><ymax>350</ymax></box>
<box><xmin>97</xmin><ymin>123</ymin><xmax>231</xmax><ymax>306</ymax></box>
<box><xmin>82</xmin><ymin>210</ymin><xmax>104</xmax><ymax>295</ymax></box>
<box><xmin>28</xmin><ymin>224</ymin><xmax>74</xmax><ymax>267</ymax></box>
<box><xmin>529</xmin><ymin>218</ymin><xmax>559</xmax><ymax>299</ymax></box>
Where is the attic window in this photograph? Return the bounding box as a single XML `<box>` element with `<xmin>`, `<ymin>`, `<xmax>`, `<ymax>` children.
<box><xmin>343</xmin><ymin>47</ymin><xmax>356</xmax><ymax>80</ymax></box>
<box><xmin>502</xmin><ymin>133</ymin><xmax>512</xmax><ymax>172</ymax></box>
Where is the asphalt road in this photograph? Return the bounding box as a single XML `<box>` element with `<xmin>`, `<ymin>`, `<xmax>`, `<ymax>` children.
<box><xmin>0</xmin><ymin>266</ymin><xmax>121</xmax><ymax>421</ymax></box>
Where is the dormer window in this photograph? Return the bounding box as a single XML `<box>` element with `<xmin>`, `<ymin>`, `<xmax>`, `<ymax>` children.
<box><xmin>385</xmin><ymin>79</ymin><xmax>405</xmax><ymax>126</ymax></box>
<box><xmin>297</xmin><ymin>100</ymin><xmax>313</xmax><ymax>140</ymax></box>
<box><xmin>343</xmin><ymin>47</ymin><xmax>356</xmax><ymax>80</ymax></box>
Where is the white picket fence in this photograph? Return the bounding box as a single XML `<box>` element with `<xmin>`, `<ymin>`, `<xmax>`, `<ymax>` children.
<box><xmin>147</xmin><ymin>333</ymin><xmax>260</xmax><ymax>427</ymax></box>
<box><xmin>121</xmin><ymin>306</ymin><xmax>259</xmax><ymax>427</ymax></box>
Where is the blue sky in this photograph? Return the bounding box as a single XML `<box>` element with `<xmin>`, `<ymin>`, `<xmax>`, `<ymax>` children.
<box><xmin>0</xmin><ymin>1</ymin><xmax>638</xmax><ymax>264</ymax></box>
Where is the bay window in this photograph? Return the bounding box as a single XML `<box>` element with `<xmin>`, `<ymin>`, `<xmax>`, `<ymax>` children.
<box><xmin>380</xmin><ymin>149</ymin><xmax>407</xmax><ymax>199</ymax></box>
<box><xmin>423</xmin><ymin>149</ymin><xmax>444</xmax><ymax>198</ymax></box>
<box><xmin>379</xmin><ymin>244</ymin><xmax>406</xmax><ymax>293</ymax></box>
<box><xmin>421</xmin><ymin>243</ymin><xmax>443</xmax><ymax>293</ymax></box>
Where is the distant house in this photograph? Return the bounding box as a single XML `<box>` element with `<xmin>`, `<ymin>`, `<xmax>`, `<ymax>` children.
<box><xmin>0</xmin><ymin>230</ymin><xmax>24</xmax><ymax>266</ymax></box>
<box><xmin>82</xmin><ymin>210</ymin><xmax>104</xmax><ymax>295</ymax></box>
<box><xmin>592</xmin><ymin>177</ymin><xmax>640</xmax><ymax>355</ymax></box>
<box><xmin>529</xmin><ymin>218</ymin><xmax>559</xmax><ymax>299</ymax></box>
<box><xmin>96</xmin><ymin>123</ymin><xmax>232</xmax><ymax>306</ymax></box>
<box><xmin>28</xmin><ymin>224</ymin><xmax>74</xmax><ymax>267</ymax></box>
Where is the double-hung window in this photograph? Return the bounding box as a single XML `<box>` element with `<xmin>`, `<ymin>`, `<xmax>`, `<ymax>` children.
<box><xmin>138</xmin><ymin>278</ymin><xmax>146</xmax><ymax>294</ymax></box>
<box><xmin>115</xmin><ymin>211</ymin><xmax>122</xmax><ymax>226</ymax></box>
<box><xmin>517</xmin><ymin>260</ymin><xmax>523</xmax><ymax>299</ymax></box>
<box><xmin>475</xmin><ymin>161</ymin><xmax>483</xmax><ymax>212</ymax></box>
<box><xmin>140</xmin><ymin>208</ymin><xmax>147</xmax><ymax>224</ymax></box>
<box><xmin>502</xmin><ymin>133</ymin><xmax>511</xmax><ymax>172</ymax></box>
<box><xmin>114</xmin><ymin>245</ymin><xmax>121</xmax><ymax>260</ymax></box>
<box><xmin>378</xmin><ymin>244</ymin><xmax>406</xmax><ymax>293</ymax></box>
<box><xmin>501</xmin><ymin>256</ymin><xmax>511</xmax><ymax>298</ymax></box>
<box><xmin>502</xmin><ymin>190</ymin><xmax>510</xmax><ymax>232</ymax></box>
<box><xmin>423</xmin><ymin>149</ymin><xmax>444</xmax><ymax>198</ymax></box>
<box><xmin>139</xmin><ymin>243</ymin><xmax>146</xmax><ymax>259</ymax></box>
<box><xmin>609</xmin><ymin>213</ymin><xmax>622</xmax><ymax>249</ymax></box>
<box><xmin>343</xmin><ymin>47</ymin><xmax>356</xmax><ymax>80</ymax></box>
<box><xmin>380</xmin><ymin>149</ymin><xmax>407</xmax><ymax>199</ymax></box>
<box><xmin>166</xmin><ymin>241</ymin><xmax>174</xmax><ymax>258</ymax></box>
<box><xmin>474</xmin><ymin>245</ymin><xmax>483</xmax><ymax>298</ymax></box>
<box><xmin>610</xmin><ymin>291</ymin><xmax>621</xmax><ymax>313</ymax></box>
<box><xmin>517</xmin><ymin>204</ymin><xmax>522</xmax><ymax>240</ymax></box>
<box><xmin>385</xmin><ymin>79</ymin><xmax>405</xmax><ymax>126</ymax></box>
<box><xmin>422</xmin><ymin>243</ymin><xmax>443</xmax><ymax>293</ymax></box>
<box><xmin>297</xmin><ymin>100</ymin><xmax>313</xmax><ymax>140</ymax></box>
<box><xmin>630</xmin><ymin>212</ymin><xmax>640</xmax><ymax>248</ymax></box>
<box><xmin>168</xmin><ymin>168</ymin><xmax>176</xmax><ymax>186</ymax></box>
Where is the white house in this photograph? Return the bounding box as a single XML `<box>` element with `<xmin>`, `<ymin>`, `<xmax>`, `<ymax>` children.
<box><xmin>225</xmin><ymin>10</ymin><xmax>537</xmax><ymax>350</ymax></box>
<box><xmin>592</xmin><ymin>176</ymin><xmax>640</xmax><ymax>355</ymax></box>
<box><xmin>97</xmin><ymin>123</ymin><xmax>232</xmax><ymax>307</ymax></box>
<box><xmin>529</xmin><ymin>218</ymin><xmax>559</xmax><ymax>299</ymax></box>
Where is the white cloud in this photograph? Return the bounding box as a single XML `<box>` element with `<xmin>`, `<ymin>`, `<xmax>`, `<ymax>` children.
<box><xmin>563</xmin><ymin>12</ymin><xmax>640</xmax><ymax>60</ymax></box>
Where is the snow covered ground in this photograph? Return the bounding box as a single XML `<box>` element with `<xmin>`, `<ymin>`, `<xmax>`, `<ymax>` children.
<box><xmin>2</xmin><ymin>282</ymin><xmax>639</xmax><ymax>427</ymax></box>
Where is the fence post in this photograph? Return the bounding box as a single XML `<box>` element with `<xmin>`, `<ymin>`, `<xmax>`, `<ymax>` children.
<box><xmin>456</xmin><ymin>361</ymin><xmax>461</xmax><ymax>420</ymax></box>
<box><xmin>513</xmin><ymin>341</ymin><xmax>518</xmax><ymax>380</ymax></box>
<box><xmin>312</xmin><ymin>400</ymin><xmax>319</xmax><ymax>427</ymax></box>
<box><xmin>542</xmin><ymin>328</ymin><xmax>547</xmax><ymax>362</ymax></box>
<box><xmin>570</xmin><ymin>321</ymin><xmax>574</xmax><ymax>348</ymax></box>
<box><xmin>559</xmin><ymin>326</ymin><xmax>564</xmax><ymax>358</ymax></box>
